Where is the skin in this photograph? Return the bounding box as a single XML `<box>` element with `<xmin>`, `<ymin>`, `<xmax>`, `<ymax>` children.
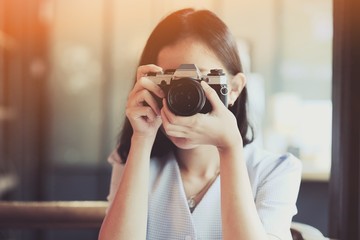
<box><xmin>99</xmin><ymin>38</ymin><xmax>274</xmax><ymax>240</ymax></box>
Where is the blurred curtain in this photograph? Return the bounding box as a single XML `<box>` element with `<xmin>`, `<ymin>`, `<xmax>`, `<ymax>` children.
<box><xmin>329</xmin><ymin>0</ymin><xmax>360</xmax><ymax>238</ymax></box>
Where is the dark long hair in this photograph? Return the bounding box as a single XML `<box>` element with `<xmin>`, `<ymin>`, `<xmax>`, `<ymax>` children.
<box><xmin>117</xmin><ymin>8</ymin><xmax>254</xmax><ymax>162</ymax></box>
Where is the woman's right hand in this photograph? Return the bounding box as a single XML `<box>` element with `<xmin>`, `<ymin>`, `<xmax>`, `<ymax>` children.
<box><xmin>126</xmin><ymin>64</ymin><xmax>165</xmax><ymax>139</ymax></box>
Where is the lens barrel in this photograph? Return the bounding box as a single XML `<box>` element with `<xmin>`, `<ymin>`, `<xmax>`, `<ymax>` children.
<box><xmin>167</xmin><ymin>78</ymin><xmax>206</xmax><ymax>116</ymax></box>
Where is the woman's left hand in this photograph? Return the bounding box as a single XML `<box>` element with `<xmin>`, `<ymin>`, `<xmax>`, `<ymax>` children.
<box><xmin>160</xmin><ymin>81</ymin><xmax>243</xmax><ymax>151</ymax></box>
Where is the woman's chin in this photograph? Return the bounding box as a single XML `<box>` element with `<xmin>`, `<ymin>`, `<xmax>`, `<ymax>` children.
<box><xmin>168</xmin><ymin>136</ymin><xmax>198</xmax><ymax>150</ymax></box>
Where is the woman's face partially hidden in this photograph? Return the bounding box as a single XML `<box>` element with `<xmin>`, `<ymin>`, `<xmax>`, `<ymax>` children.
<box><xmin>157</xmin><ymin>38</ymin><xmax>227</xmax><ymax>150</ymax></box>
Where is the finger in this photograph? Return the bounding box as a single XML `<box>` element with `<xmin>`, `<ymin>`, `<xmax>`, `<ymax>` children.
<box><xmin>131</xmin><ymin>77</ymin><xmax>165</xmax><ymax>99</ymax></box>
<box><xmin>128</xmin><ymin>89</ymin><xmax>161</xmax><ymax>115</ymax></box>
<box><xmin>136</xmin><ymin>64</ymin><xmax>163</xmax><ymax>80</ymax></box>
<box><xmin>164</xmin><ymin>130</ymin><xmax>189</xmax><ymax>138</ymax></box>
<box><xmin>162</xmin><ymin>99</ymin><xmax>197</xmax><ymax>126</ymax></box>
<box><xmin>201</xmin><ymin>81</ymin><xmax>224</xmax><ymax>111</ymax></box>
<box><xmin>160</xmin><ymin>107</ymin><xmax>191</xmax><ymax>134</ymax></box>
<box><xmin>126</xmin><ymin>106</ymin><xmax>158</xmax><ymax>122</ymax></box>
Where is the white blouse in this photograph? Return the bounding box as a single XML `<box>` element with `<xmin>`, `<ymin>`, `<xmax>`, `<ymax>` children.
<box><xmin>107</xmin><ymin>143</ymin><xmax>302</xmax><ymax>240</ymax></box>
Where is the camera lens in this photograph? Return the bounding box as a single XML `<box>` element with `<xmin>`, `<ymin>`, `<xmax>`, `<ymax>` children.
<box><xmin>167</xmin><ymin>78</ymin><xmax>206</xmax><ymax>116</ymax></box>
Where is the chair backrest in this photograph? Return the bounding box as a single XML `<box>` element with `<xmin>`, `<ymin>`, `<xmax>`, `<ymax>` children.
<box><xmin>0</xmin><ymin>201</ymin><xmax>107</xmax><ymax>229</ymax></box>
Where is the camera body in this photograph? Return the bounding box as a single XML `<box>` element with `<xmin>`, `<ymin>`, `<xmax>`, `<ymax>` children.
<box><xmin>147</xmin><ymin>64</ymin><xmax>228</xmax><ymax>116</ymax></box>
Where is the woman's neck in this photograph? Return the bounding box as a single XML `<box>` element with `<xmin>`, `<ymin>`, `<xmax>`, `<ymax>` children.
<box><xmin>175</xmin><ymin>145</ymin><xmax>220</xmax><ymax>178</ymax></box>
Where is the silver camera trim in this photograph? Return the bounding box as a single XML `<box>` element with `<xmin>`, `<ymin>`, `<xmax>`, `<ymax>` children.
<box><xmin>147</xmin><ymin>64</ymin><xmax>228</xmax><ymax>88</ymax></box>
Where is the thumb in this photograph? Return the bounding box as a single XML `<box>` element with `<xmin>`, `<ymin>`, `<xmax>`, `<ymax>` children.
<box><xmin>201</xmin><ymin>81</ymin><xmax>223</xmax><ymax>111</ymax></box>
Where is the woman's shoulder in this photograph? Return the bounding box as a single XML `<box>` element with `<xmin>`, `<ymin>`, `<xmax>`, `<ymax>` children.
<box><xmin>243</xmin><ymin>143</ymin><xmax>302</xmax><ymax>181</ymax></box>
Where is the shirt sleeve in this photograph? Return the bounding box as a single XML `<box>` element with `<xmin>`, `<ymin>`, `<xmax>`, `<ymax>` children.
<box><xmin>255</xmin><ymin>153</ymin><xmax>302</xmax><ymax>240</ymax></box>
<box><xmin>106</xmin><ymin>148</ymin><xmax>125</xmax><ymax>212</ymax></box>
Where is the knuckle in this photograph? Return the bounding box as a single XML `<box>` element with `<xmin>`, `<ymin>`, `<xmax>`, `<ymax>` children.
<box><xmin>167</xmin><ymin>115</ymin><xmax>177</xmax><ymax>125</ymax></box>
<box><xmin>145</xmin><ymin>106</ymin><xmax>153</xmax><ymax>115</ymax></box>
<box><xmin>125</xmin><ymin>108</ymin><xmax>132</xmax><ymax>118</ymax></box>
<box><xmin>139</xmin><ymin>88</ymin><xmax>147</xmax><ymax>96</ymax></box>
<box><xmin>162</xmin><ymin>122</ymin><xmax>170</xmax><ymax>131</ymax></box>
<box><xmin>136</xmin><ymin>68</ymin><xmax>145</xmax><ymax>80</ymax></box>
<box><xmin>135</xmin><ymin>89</ymin><xmax>147</xmax><ymax>103</ymax></box>
<box><xmin>126</xmin><ymin>96</ymin><xmax>136</xmax><ymax>108</ymax></box>
<box><xmin>137</xmin><ymin>76</ymin><xmax>146</xmax><ymax>84</ymax></box>
<box><xmin>143</xmin><ymin>89</ymin><xmax>152</xmax><ymax>98</ymax></box>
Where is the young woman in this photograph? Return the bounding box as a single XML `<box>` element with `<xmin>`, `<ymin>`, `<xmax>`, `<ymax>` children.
<box><xmin>99</xmin><ymin>8</ymin><xmax>301</xmax><ymax>240</ymax></box>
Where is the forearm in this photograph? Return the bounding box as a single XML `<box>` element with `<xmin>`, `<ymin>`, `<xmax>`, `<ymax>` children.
<box><xmin>219</xmin><ymin>146</ymin><xmax>268</xmax><ymax>240</ymax></box>
<box><xmin>99</xmin><ymin>135</ymin><xmax>154</xmax><ymax>240</ymax></box>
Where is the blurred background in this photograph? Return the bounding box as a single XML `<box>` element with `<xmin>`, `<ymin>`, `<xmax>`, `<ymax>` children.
<box><xmin>0</xmin><ymin>0</ymin><xmax>332</xmax><ymax>239</ymax></box>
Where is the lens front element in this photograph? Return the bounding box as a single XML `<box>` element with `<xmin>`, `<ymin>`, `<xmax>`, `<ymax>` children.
<box><xmin>167</xmin><ymin>78</ymin><xmax>206</xmax><ymax>116</ymax></box>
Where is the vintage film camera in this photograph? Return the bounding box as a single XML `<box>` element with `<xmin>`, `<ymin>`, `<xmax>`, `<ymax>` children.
<box><xmin>147</xmin><ymin>64</ymin><xmax>228</xmax><ymax>116</ymax></box>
